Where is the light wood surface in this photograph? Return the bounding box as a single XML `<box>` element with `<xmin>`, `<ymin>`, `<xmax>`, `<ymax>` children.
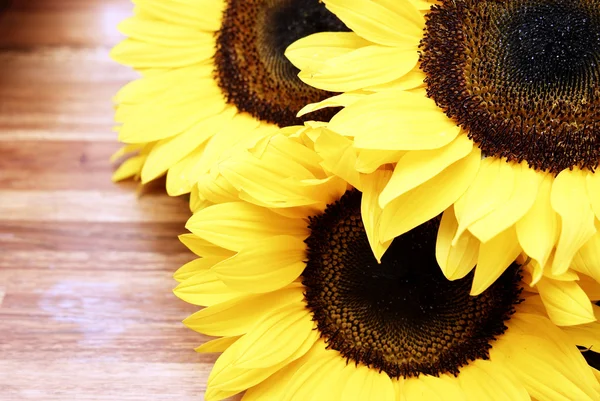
<box><xmin>0</xmin><ymin>1</ymin><xmax>230</xmax><ymax>399</ymax></box>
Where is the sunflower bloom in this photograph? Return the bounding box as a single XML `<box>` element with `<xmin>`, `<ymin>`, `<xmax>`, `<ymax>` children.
<box><xmin>110</xmin><ymin>0</ymin><xmax>350</xmax><ymax>195</ymax></box>
<box><xmin>285</xmin><ymin>0</ymin><xmax>600</xmax><ymax>295</ymax></box>
<box><xmin>174</xmin><ymin>130</ymin><xmax>600</xmax><ymax>401</ymax></box>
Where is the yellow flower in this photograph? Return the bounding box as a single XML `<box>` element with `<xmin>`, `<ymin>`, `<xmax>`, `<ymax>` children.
<box><xmin>110</xmin><ymin>0</ymin><xmax>349</xmax><ymax>195</ymax></box>
<box><xmin>285</xmin><ymin>0</ymin><xmax>600</xmax><ymax>295</ymax></box>
<box><xmin>174</xmin><ymin>130</ymin><xmax>600</xmax><ymax>401</ymax></box>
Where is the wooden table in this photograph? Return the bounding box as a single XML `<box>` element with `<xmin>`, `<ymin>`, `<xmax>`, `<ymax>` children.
<box><xmin>0</xmin><ymin>1</ymin><xmax>229</xmax><ymax>399</ymax></box>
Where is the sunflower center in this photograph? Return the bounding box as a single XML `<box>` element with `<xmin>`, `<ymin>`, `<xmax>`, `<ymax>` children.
<box><xmin>303</xmin><ymin>190</ymin><xmax>522</xmax><ymax>378</ymax></box>
<box><xmin>214</xmin><ymin>0</ymin><xmax>349</xmax><ymax>126</ymax></box>
<box><xmin>506</xmin><ymin>5</ymin><xmax>599</xmax><ymax>84</ymax></box>
<box><xmin>420</xmin><ymin>0</ymin><xmax>600</xmax><ymax>173</ymax></box>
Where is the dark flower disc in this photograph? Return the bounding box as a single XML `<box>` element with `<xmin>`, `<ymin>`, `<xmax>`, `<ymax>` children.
<box><xmin>420</xmin><ymin>0</ymin><xmax>600</xmax><ymax>173</ymax></box>
<box><xmin>303</xmin><ymin>190</ymin><xmax>523</xmax><ymax>378</ymax></box>
<box><xmin>214</xmin><ymin>0</ymin><xmax>349</xmax><ymax>127</ymax></box>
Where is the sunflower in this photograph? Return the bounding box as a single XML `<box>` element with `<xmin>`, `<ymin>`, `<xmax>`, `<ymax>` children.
<box><xmin>110</xmin><ymin>0</ymin><xmax>350</xmax><ymax>195</ymax></box>
<box><xmin>285</xmin><ymin>0</ymin><xmax>600</xmax><ymax>295</ymax></box>
<box><xmin>174</xmin><ymin>130</ymin><xmax>600</xmax><ymax>401</ymax></box>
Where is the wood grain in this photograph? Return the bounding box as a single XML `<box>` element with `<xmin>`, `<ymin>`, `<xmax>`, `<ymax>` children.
<box><xmin>0</xmin><ymin>1</ymin><xmax>232</xmax><ymax>399</ymax></box>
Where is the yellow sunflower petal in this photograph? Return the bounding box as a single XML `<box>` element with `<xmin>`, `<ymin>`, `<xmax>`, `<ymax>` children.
<box><xmin>282</xmin><ymin>344</ymin><xmax>341</xmax><ymax>401</ymax></box>
<box><xmin>232</xmin><ymin>304</ymin><xmax>316</xmax><ymax>369</ymax></box>
<box><xmin>329</xmin><ymin>91</ymin><xmax>461</xmax><ymax>151</ymax></box>
<box><xmin>516</xmin><ymin>173</ymin><xmax>559</xmax><ymax>269</ymax></box>
<box><xmin>192</xmin><ymin>182</ymin><xmax>209</xmax><ymax>209</ymax></box>
<box><xmin>341</xmin><ymin>364</ymin><xmax>396</xmax><ymax>401</ymax></box>
<box><xmin>195</xmin><ymin>336</ymin><xmax>241</xmax><ymax>353</ymax></box>
<box><xmin>379</xmin><ymin>147</ymin><xmax>480</xmax><ymax>242</ymax></box>
<box><xmin>118</xmin><ymin>84</ymin><xmax>224</xmax><ymax>143</ymax></box>
<box><xmin>571</xmin><ymin>229</ymin><xmax>600</xmax><ymax>283</ymax></box>
<box><xmin>140</xmin><ymin>109</ymin><xmax>236</xmax><ymax>183</ymax></box>
<box><xmin>285</xmin><ymin>31</ymin><xmax>371</xmax><ymax>72</ymax></box>
<box><xmin>110</xmin><ymin>143</ymin><xmax>143</xmax><ymax>162</ymax></box>
<box><xmin>165</xmin><ymin>144</ymin><xmax>206</xmax><ymax>196</ymax></box>
<box><xmin>560</xmin><ymin>305</ymin><xmax>600</xmax><ymax>350</ymax></box>
<box><xmin>178</xmin><ymin>234</ymin><xmax>235</xmax><ymax>258</ymax></box>
<box><xmin>133</xmin><ymin>0</ymin><xmax>224</xmax><ymax>31</ymax></box>
<box><xmin>363</xmin><ymin>68</ymin><xmax>425</xmax><ymax>92</ymax></box>
<box><xmin>577</xmin><ymin>274</ymin><xmax>600</xmax><ymax>301</ymax></box>
<box><xmin>115</xmin><ymin>65</ymin><xmax>209</xmax><ymax>105</ymax></box>
<box><xmin>526</xmin><ymin>255</ymin><xmax>581</xmax><ymax>285</ymax></box>
<box><xmin>468</xmin><ymin>162</ymin><xmax>541</xmax><ymax>243</ymax></box>
<box><xmin>542</xmin><ymin>263</ymin><xmax>580</xmax><ymax>281</ymax></box>
<box><xmin>115</xmin><ymin>104</ymin><xmax>135</xmax><ymax>124</ymax></box>
<box><xmin>436</xmin><ymin>207</ymin><xmax>479</xmax><ymax>280</ymax></box>
<box><xmin>235</xmin><ymin>176</ymin><xmax>335</xmax><ymax>210</ymax></box>
<box><xmin>263</xmin><ymin>133</ymin><xmax>328</xmax><ymax>175</ymax></box>
<box><xmin>403</xmin><ymin>374</ymin><xmax>466</xmax><ymax>401</ymax></box>
<box><xmin>355</xmin><ymin>149</ymin><xmax>405</xmax><ymax>174</ymax></box>
<box><xmin>203</xmin><ymin>387</ymin><xmax>239</xmax><ymax>401</ymax></box>
<box><xmin>114</xmin><ymin>74</ymin><xmax>171</xmax><ymax>106</ymax></box>
<box><xmin>453</xmin><ymin>158</ymin><xmax>515</xmax><ymax>241</ymax></box>
<box><xmin>393</xmin><ymin>379</ymin><xmax>405</xmax><ymax>400</ymax></box>
<box><xmin>297</xmin><ymin>92</ymin><xmax>368</xmax><ymax>118</ymax></box>
<box><xmin>184</xmin><ymin>113</ymin><xmax>261</xmax><ymax>179</ymax></box>
<box><xmin>536</xmin><ymin>277</ymin><xmax>595</xmax><ymax>326</ymax></box>
<box><xmin>492</xmin><ymin>313</ymin><xmax>600</xmax><ymax>401</ymax></box>
<box><xmin>220</xmin><ymin>157</ymin><xmax>314</xmax><ymax>203</ymax></box>
<box><xmin>216</xmin><ymin>137</ymin><xmax>345</xmax><ymax>208</ymax></box>
<box><xmin>586</xmin><ymin>172</ymin><xmax>600</xmax><ymax>221</ymax></box>
<box><xmin>182</xmin><ymin>283</ymin><xmax>304</xmax><ymax>336</ymax></box>
<box><xmin>118</xmin><ymin>17</ymin><xmax>213</xmax><ymax>48</ymax></box>
<box><xmin>298</xmin><ymin>45</ymin><xmax>419</xmax><ymax>92</ymax></box>
<box><xmin>262</xmin><ymin>176</ymin><xmax>347</xmax><ymax>210</ymax></box>
<box><xmin>243</xmin><ymin>122</ymin><xmax>282</xmax><ymax>149</ymax></box>
<box><xmin>112</xmin><ymin>154</ymin><xmax>146</xmax><ymax>182</ymax></box>
<box><xmin>323</xmin><ymin>0</ymin><xmax>424</xmax><ymax>47</ymax></box>
<box><xmin>174</xmin><ymin>269</ymin><xmax>243</xmax><ymax>306</ymax></box>
<box><xmin>173</xmin><ymin>257</ymin><xmax>227</xmax><ymax>282</ymax></box>
<box><xmin>208</xmin><ymin>324</ymin><xmax>319</xmax><ymax>393</ymax></box>
<box><xmin>313</xmin><ymin>128</ymin><xmax>363</xmax><ymax>190</ymax></box>
<box><xmin>303</xmin><ymin>356</ymin><xmax>349</xmax><ymax>401</ymax></box>
<box><xmin>189</xmin><ymin>189</ymin><xmax>210</xmax><ymax>213</ymax></box>
<box><xmin>185</xmin><ymin>202</ymin><xmax>309</xmax><ymax>252</ymax></box>
<box><xmin>195</xmin><ymin>171</ymin><xmax>240</xmax><ymax>205</ymax></box>
<box><xmin>212</xmin><ymin>236</ymin><xmax>306</xmax><ymax>293</ymax></box>
<box><xmin>379</xmin><ymin>134</ymin><xmax>473</xmax><ymax>207</ymax></box>
<box><xmin>407</xmin><ymin>0</ymin><xmax>437</xmax><ymax>10</ymax></box>
<box><xmin>242</xmin><ymin>357</ymin><xmax>306</xmax><ymax>401</ymax></box>
<box><xmin>457</xmin><ymin>360</ymin><xmax>530</xmax><ymax>401</ymax></box>
<box><xmin>111</xmin><ymin>37</ymin><xmax>215</xmax><ymax>69</ymax></box>
<box><xmin>361</xmin><ymin>168</ymin><xmax>393</xmax><ymax>262</ymax></box>
<box><xmin>471</xmin><ymin>226</ymin><xmax>521</xmax><ymax>296</ymax></box>
<box><xmin>551</xmin><ymin>169</ymin><xmax>597</xmax><ymax>275</ymax></box>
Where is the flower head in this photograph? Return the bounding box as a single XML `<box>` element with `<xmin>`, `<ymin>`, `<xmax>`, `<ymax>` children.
<box><xmin>286</xmin><ymin>0</ymin><xmax>600</xmax><ymax>294</ymax></box>
<box><xmin>111</xmin><ymin>0</ymin><xmax>349</xmax><ymax>195</ymax></box>
<box><xmin>175</xmin><ymin>128</ymin><xmax>600</xmax><ymax>401</ymax></box>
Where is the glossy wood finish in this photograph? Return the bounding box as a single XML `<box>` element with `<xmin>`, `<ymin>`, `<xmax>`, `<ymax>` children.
<box><xmin>0</xmin><ymin>1</ymin><xmax>230</xmax><ymax>399</ymax></box>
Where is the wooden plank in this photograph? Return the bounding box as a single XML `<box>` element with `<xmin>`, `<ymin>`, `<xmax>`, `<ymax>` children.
<box><xmin>0</xmin><ymin>190</ymin><xmax>190</xmax><ymax>222</ymax></box>
<box><xmin>0</xmin><ymin>49</ymin><xmax>136</xmax><ymax>141</ymax></box>
<box><xmin>0</xmin><ymin>250</ymin><xmax>191</xmax><ymax>271</ymax></box>
<box><xmin>0</xmin><ymin>0</ymin><xmax>243</xmax><ymax>399</ymax></box>
<box><xmin>0</xmin><ymin>0</ymin><xmax>132</xmax><ymax>48</ymax></box>
<box><xmin>0</xmin><ymin>221</ymin><xmax>189</xmax><ymax>253</ymax></box>
<box><xmin>0</xmin><ymin>362</ymin><xmax>210</xmax><ymax>400</ymax></box>
<box><xmin>0</xmin><ymin>141</ymin><xmax>125</xmax><ymax>190</ymax></box>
